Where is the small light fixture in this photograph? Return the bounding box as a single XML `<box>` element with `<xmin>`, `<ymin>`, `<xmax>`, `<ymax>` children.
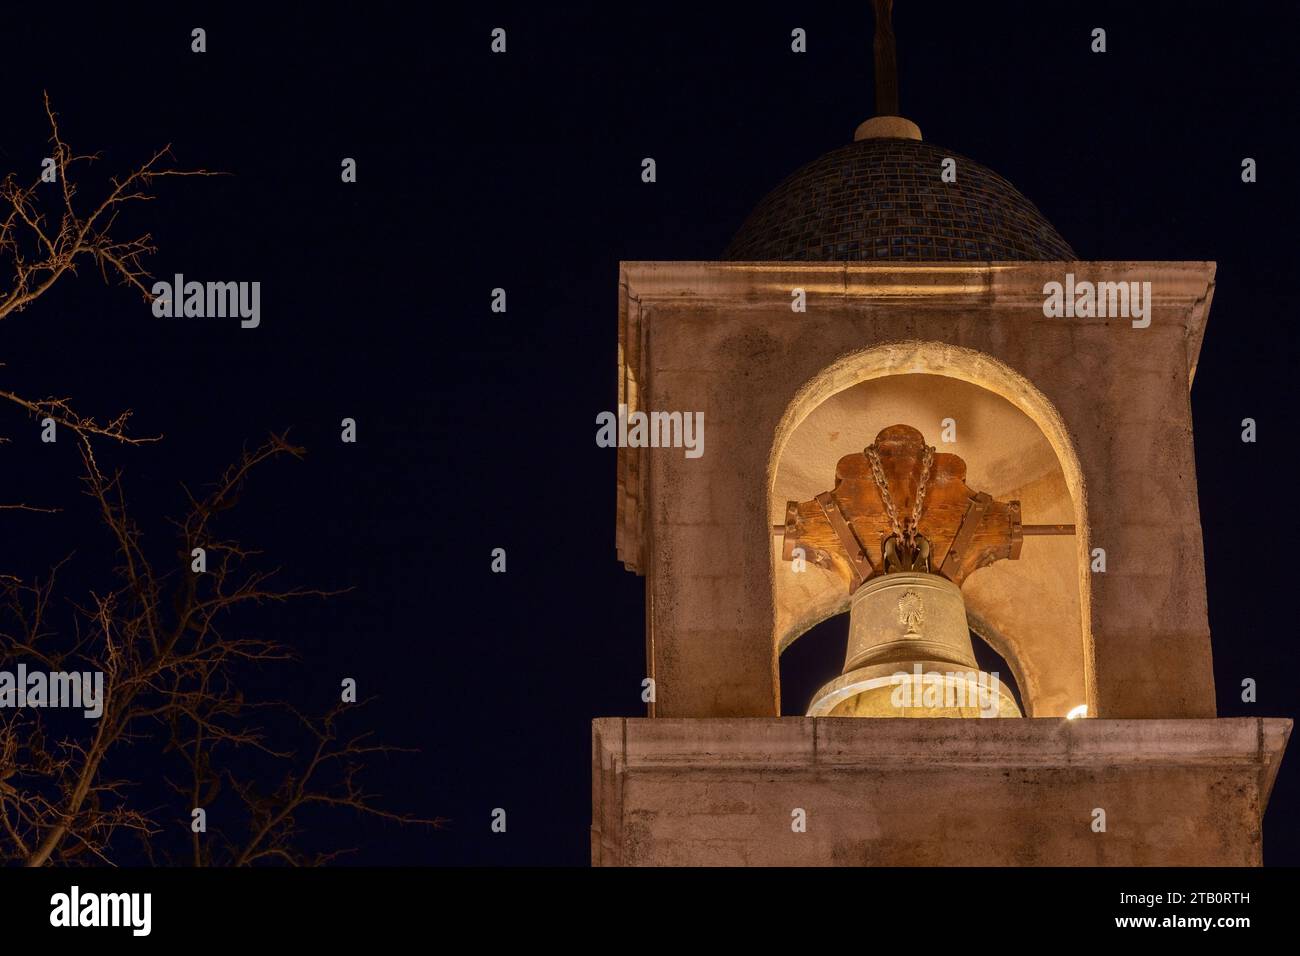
<box><xmin>1066</xmin><ymin>704</ymin><xmax>1088</xmax><ymax>720</ymax></box>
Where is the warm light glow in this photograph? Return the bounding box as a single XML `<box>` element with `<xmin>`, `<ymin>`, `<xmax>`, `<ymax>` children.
<box><xmin>1066</xmin><ymin>704</ymin><xmax>1088</xmax><ymax>720</ymax></box>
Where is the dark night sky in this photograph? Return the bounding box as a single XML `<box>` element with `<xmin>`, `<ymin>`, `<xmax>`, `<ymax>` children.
<box><xmin>1</xmin><ymin>2</ymin><xmax>1297</xmax><ymax>865</ymax></box>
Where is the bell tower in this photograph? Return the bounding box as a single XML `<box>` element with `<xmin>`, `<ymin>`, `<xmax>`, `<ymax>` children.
<box><xmin>593</xmin><ymin>3</ymin><xmax>1290</xmax><ymax>866</ymax></box>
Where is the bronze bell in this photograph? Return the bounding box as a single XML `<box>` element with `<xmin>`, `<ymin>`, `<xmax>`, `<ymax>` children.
<box><xmin>806</xmin><ymin>570</ymin><xmax>1021</xmax><ymax>718</ymax></box>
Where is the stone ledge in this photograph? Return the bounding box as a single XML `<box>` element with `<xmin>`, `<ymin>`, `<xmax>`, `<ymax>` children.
<box><xmin>592</xmin><ymin>717</ymin><xmax>1290</xmax><ymax>866</ymax></box>
<box><xmin>619</xmin><ymin>261</ymin><xmax>1216</xmax><ymax>311</ymax></box>
<box><xmin>597</xmin><ymin>717</ymin><xmax>1288</xmax><ymax>769</ymax></box>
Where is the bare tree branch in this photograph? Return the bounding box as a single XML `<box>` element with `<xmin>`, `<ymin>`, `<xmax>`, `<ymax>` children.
<box><xmin>0</xmin><ymin>100</ymin><xmax>438</xmax><ymax>867</ymax></box>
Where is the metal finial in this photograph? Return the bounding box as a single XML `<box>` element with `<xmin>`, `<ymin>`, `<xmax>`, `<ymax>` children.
<box><xmin>872</xmin><ymin>0</ymin><xmax>899</xmax><ymax>116</ymax></box>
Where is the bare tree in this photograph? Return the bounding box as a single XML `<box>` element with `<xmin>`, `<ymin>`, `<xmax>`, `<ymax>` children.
<box><xmin>0</xmin><ymin>97</ymin><xmax>439</xmax><ymax>866</ymax></box>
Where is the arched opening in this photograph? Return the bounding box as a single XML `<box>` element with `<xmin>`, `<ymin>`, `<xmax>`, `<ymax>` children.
<box><xmin>767</xmin><ymin>343</ymin><xmax>1094</xmax><ymax>717</ymax></box>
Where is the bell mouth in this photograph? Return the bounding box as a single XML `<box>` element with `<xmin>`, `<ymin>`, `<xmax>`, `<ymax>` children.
<box><xmin>807</xmin><ymin>661</ymin><xmax>1022</xmax><ymax>718</ymax></box>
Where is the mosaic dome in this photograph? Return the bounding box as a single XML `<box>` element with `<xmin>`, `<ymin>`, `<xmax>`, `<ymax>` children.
<box><xmin>725</xmin><ymin>136</ymin><xmax>1074</xmax><ymax>261</ymax></box>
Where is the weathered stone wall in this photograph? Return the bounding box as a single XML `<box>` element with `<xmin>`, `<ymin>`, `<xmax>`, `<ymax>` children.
<box><xmin>617</xmin><ymin>262</ymin><xmax>1217</xmax><ymax>718</ymax></box>
<box><xmin>592</xmin><ymin>717</ymin><xmax>1290</xmax><ymax>866</ymax></box>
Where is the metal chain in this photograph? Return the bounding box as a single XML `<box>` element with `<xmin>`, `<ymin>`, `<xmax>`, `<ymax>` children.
<box><xmin>865</xmin><ymin>443</ymin><xmax>903</xmax><ymax>540</ymax></box>
<box><xmin>866</xmin><ymin>441</ymin><xmax>936</xmax><ymax>545</ymax></box>
<box><xmin>910</xmin><ymin>444</ymin><xmax>935</xmax><ymax>542</ymax></box>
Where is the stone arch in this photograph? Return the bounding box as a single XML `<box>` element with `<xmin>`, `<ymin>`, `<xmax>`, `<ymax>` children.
<box><xmin>766</xmin><ymin>341</ymin><xmax>1095</xmax><ymax>717</ymax></box>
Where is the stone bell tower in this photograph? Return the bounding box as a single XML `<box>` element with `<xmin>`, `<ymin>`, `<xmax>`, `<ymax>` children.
<box><xmin>593</xmin><ymin>2</ymin><xmax>1289</xmax><ymax>866</ymax></box>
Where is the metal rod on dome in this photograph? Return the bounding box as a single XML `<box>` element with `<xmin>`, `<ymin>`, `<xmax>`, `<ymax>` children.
<box><xmin>872</xmin><ymin>0</ymin><xmax>900</xmax><ymax>116</ymax></box>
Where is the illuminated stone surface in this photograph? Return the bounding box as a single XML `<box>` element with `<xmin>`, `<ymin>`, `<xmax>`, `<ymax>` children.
<box><xmin>616</xmin><ymin>260</ymin><xmax>1216</xmax><ymax>719</ymax></box>
<box><xmin>591</xmin><ymin>717</ymin><xmax>1291</xmax><ymax>866</ymax></box>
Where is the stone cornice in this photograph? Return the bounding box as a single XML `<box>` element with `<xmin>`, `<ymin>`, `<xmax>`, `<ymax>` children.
<box><xmin>595</xmin><ymin>717</ymin><xmax>1288</xmax><ymax>781</ymax></box>
<box><xmin>621</xmin><ymin>260</ymin><xmax>1214</xmax><ymax>313</ymax></box>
